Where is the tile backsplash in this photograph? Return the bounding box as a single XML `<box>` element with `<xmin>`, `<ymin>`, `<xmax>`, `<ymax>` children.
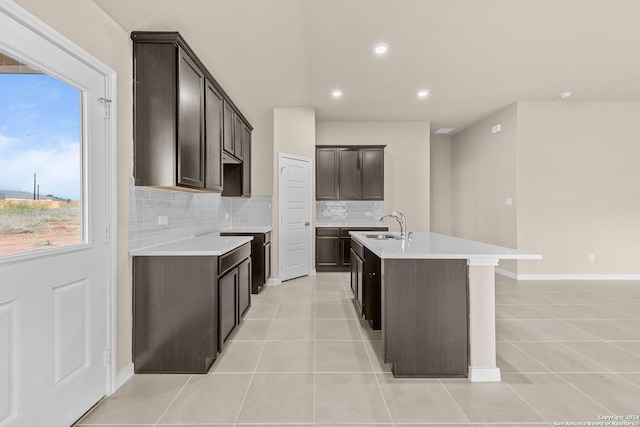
<box><xmin>129</xmin><ymin>185</ymin><xmax>272</xmax><ymax>250</ymax></box>
<box><xmin>316</xmin><ymin>200</ymin><xmax>383</xmax><ymax>226</ymax></box>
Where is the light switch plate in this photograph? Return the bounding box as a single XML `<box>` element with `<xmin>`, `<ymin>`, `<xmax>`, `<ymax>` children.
<box><xmin>505</xmin><ymin>197</ymin><xmax>513</xmax><ymax>205</ymax></box>
<box><xmin>157</xmin><ymin>215</ymin><xmax>168</xmax><ymax>226</ymax></box>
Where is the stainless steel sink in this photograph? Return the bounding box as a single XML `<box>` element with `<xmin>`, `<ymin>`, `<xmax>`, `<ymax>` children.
<box><xmin>364</xmin><ymin>234</ymin><xmax>403</xmax><ymax>240</ymax></box>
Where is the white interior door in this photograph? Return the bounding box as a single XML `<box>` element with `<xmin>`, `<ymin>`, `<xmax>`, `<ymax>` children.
<box><xmin>279</xmin><ymin>153</ymin><xmax>311</xmax><ymax>281</ymax></box>
<box><xmin>0</xmin><ymin>3</ymin><xmax>113</xmax><ymax>426</ymax></box>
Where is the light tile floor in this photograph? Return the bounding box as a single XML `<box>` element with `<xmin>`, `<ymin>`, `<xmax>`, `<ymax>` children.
<box><xmin>76</xmin><ymin>273</ymin><xmax>640</xmax><ymax>427</ymax></box>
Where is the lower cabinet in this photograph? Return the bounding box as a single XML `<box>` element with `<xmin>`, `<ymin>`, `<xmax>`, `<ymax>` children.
<box><xmin>220</xmin><ymin>230</ymin><xmax>271</xmax><ymax>293</ymax></box>
<box><xmin>238</xmin><ymin>257</ymin><xmax>252</xmax><ymax>319</ymax></box>
<box><xmin>133</xmin><ymin>242</ymin><xmax>251</xmax><ymax>374</ymax></box>
<box><xmin>316</xmin><ymin>226</ymin><xmax>387</xmax><ymax>272</ymax></box>
<box><xmin>350</xmin><ymin>238</ymin><xmax>382</xmax><ymax>329</ymax></box>
<box><xmin>218</xmin><ymin>267</ymin><xmax>238</xmax><ymax>350</ymax></box>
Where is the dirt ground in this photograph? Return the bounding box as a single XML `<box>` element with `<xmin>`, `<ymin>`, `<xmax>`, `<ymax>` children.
<box><xmin>0</xmin><ymin>230</ymin><xmax>81</xmax><ymax>256</ymax></box>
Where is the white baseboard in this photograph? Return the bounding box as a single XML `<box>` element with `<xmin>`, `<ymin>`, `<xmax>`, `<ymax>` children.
<box><xmin>266</xmin><ymin>278</ymin><xmax>281</xmax><ymax>285</ymax></box>
<box><xmin>496</xmin><ymin>269</ymin><xmax>640</xmax><ymax>281</ymax></box>
<box><xmin>115</xmin><ymin>362</ymin><xmax>134</xmax><ymax>391</ymax></box>
<box><xmin>310</xmin><ymin>269</ymin><xmax>317</xmax><ymax>276</ymax></box>
<box><xmin>469</xmin><ymin>367</ymin><xmax>501</xmax><ymax>382</ymax></box>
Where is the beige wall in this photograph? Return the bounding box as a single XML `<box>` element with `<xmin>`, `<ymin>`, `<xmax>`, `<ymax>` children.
<box><xmin>250</xmin><ymin>111</ymin><xmax>274</xmax><ymax>195</ymax></box>
<box><xmin>272</xmin><ymin>108</ymin><xmax>316</xmax><ymax>279</ymax></box>
<box><xmin>430</xmin><ymin>135</ymin><xmax>452</xmax><ymax>235</ymax></box>
<box><xmin>517</xmin><ymin>101</ymin><xmax>640</xmax><ymax>276</ymax></box>
<box><xmin>451</xmin><ymin>104</ymin><xmax>518</xmax><ymax>273</ymax></box>
<box><xmin>316</xmin><ymin>121</ymin><xmax>431</xmax><ymax>233</ymax></box>
<box><xmin>15</xmin><ymin>0</ymin><xmax>135</xmax><ymax>372</ymax></box>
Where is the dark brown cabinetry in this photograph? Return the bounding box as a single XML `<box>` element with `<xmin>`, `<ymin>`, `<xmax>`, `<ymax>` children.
<box><xmin>222</xmin><ymin>120</ymin><xmax>251</xmax><ymax>197</ymax></box>
<box><xmin>315</xmin><ymin>226</ymin><xmax>387</xmax><ymax>272</ymax></box>
<box><xmin>133</xmin><ymin>242</ymin><xmax>251</xmax><ymax>374</ymax></box>
<box><xmin>350</xmin><ymin>238</ymin><xmax>382</xmax><ymax>329</ymax></box>
<box><xmin>316</xmin><ymin>148</ymin><xmax>339</xmax><ymax>200</ymax></box>
<box><xmin>221</xmin><ymin>230</ymin><xmax>271</xmax><ymax>293</ymax></box>
<box><xmin>384</xmin><ymin>259</ymin><xmax>469</xmax><ymax>377</ymax></box>
<box><xmin>315</xmin><ymin>227</ymin><xmax>340</xmax><ymax>270</ymax></box>
<box><xmin>132</xmin><ymin>31</ymin><xmax>251</xmax><ymax>193</ymax></box>
<box><xmin>177</xmin><ymin>50</ymin><xmax>205</xmax><ymax>188</ymax></box>
<box><xmin>316</xmin><ymin>146</ymin><xmax>385</xmax><ymax>200</ymax></box>
<box><xmin>204</xmin><ymin>81</ymin><xmax>223</xmax><ymax>191</ymax></box>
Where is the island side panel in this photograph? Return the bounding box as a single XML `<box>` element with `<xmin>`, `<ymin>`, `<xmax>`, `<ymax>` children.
<box><xmin>383</xmin><ymin>258</ymin><xmax>469</xmax><ymax>377</ymax></box>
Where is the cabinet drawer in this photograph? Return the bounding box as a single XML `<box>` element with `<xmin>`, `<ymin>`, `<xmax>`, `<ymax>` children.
<box><xmin>316</xmin><ymin>227</ymin><xmax>339</xmax><ymax>237</ymax></box>
<box><xmin>351</xmin><ymin>238</ymin><xmax>365</xmax><ymax>260</ymax></box>
<box><xmin>219</xmin><ymin>243</ymin><xmax>251</xmax><ymax>276</ymax></box>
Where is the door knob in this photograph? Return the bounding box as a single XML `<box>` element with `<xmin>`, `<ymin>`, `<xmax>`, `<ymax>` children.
<box><xmin>304</xmin><ymin>222</ymin><xmax>310</xmax><ymax>226</ymax></box>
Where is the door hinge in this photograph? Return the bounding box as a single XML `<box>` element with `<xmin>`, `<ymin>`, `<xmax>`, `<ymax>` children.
<box><xmin>98</xmin><ymin>97</ymin><xmax>112</xmax><ymax>119</ymax></box>
<box><xmin>104</xmin><ymin>349</ymin><xmax>110</xmax><ymax>367</ymax></box>
<box><xmin>105</xmin><ymin>227</ymin><xmax>111</xmax><ymax>243</ymax></box>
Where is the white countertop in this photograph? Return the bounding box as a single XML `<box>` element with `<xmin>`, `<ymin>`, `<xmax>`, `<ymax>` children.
<box><xmin>129</xmin><ymin>233</ymin><xmax>253</xmax><ymax>256</ymax></box>
<box><xmin>316</xmin><ymin>223</ymin><xmax>388</xmax><ymax>228</ymax></box>
<box><xmin>221</xmin><ymin>226</ymin><xmax>272</xmax><ymax>233</ymax></box>
<box><xmin>350</xmin><ymin>231</ymin><xmax>541</xmax><ymax>262</ymax></box>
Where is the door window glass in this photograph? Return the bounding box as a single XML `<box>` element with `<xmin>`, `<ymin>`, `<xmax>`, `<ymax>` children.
<box><xmin>0</xmin><ymin>51</ymin><xmax>83</xmax><ymax>257</ymax></box>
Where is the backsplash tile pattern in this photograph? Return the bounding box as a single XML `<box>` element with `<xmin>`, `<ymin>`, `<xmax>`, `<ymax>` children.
<box><xmin>130</xmin><ymin>186</ymin><xmax>273</xmax><ymax>250</ymax></box>
<box><xmin>316</xmin><ymin>201</ymin><xmax>383</xmax><ymax>226</ymax></box>
<box><xmin>231</xmin><ymin>195</ymin><xmax>273</xmax><ymax>227</ymax></box>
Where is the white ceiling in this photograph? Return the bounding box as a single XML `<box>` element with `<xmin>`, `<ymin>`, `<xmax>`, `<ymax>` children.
<box><xmin>93</xmin><ymin>0</ymin><xmax>640</xmax><ymax>133</ymax></box>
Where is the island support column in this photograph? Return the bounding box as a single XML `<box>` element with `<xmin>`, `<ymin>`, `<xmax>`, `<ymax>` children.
<box><xmin>467</xmin><ymin>259</ymin><xmax>501</xmax><ymax>382</ymax></box>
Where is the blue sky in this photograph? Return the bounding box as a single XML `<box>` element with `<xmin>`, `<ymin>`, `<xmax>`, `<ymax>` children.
<box><xmin>0</xmin><ymin>73</ymin><xmax>81</xmax><ymax>200</ymax></box>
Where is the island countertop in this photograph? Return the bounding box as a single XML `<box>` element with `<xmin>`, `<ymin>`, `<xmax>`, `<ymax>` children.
<box><xmin>129</xmin><ymin>233</ymin><xmax>253</xmax><ymax>256</ymax></box>
<box><xmin>350</xmin><ymin>231</ymin><xmax>541</xmax><ymax>261</ymax></box>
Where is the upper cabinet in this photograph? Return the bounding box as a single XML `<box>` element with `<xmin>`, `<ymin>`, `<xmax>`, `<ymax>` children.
<box><xmin>132</xmin><ymin>31</ymin><xmax>251</xmax><ymax>193</ymax></box>
<box><xmin>316</xmin><ymin>146</ymin><xmax>385</xmax><ymax>200</ymax></box>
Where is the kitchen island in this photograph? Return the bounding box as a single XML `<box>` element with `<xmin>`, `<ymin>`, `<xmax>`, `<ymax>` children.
<box><xmin>349</xmin><ymin>231</ymin><xmax>541</xmax><ymax>382</ymax></box>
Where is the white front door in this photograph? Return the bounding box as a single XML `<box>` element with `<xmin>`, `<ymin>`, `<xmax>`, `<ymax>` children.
<box><xmin>278</xmin><ymin>153</ymin><xmax>311</xmax><ymax>281</ymax></box>
<box><xmin>0</xmin><ymin>3</ymin><xmax>113</xmax><ymax>426</ymax></box>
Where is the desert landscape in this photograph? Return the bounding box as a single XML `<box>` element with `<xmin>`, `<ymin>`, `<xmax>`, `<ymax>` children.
<box><xmin>0</xmin><ymin>201</ymin><xmax>81</xmax><ymax>256</ymax></box>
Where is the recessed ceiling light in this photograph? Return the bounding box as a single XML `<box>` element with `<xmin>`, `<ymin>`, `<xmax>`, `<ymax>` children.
<box><xmin>373</xmin><ymin>43</ymin><xmax>388</xmax><ymax>55</ymax></box>
<box><xmin>331</xmin><ymin>90</ymin><xmax>343</xmax><ymax>98</ymax></box>
<box><xmin>559</xmin><ymin>91</ymin><xmax>572</xmax><ymax>100</ymax></box>
<box><xmin>434</xmin><ymin>128</ymin><xmax>455</xmax><ymax>134</ymax></box>
<box><xmin>417</xmin><ymin>90</ymin><xmax>429</xmax><ymax>98</ymax></box>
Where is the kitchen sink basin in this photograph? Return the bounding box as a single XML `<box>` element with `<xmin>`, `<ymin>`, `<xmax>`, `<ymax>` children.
<box><xmin>364</xmin><ymin>234</ymin><xmax>404</xmax><ymax>240</ymax></box>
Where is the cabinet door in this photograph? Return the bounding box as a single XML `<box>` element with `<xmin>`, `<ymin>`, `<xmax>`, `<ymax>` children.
<box><xmin>177</xmin><ymin>49</ymin><xmax>205</xmax><ymax>188</ymax></box>
<box><xmin>341</xmin><ymin>237</ymin><xmax>352</xmax><ymax>267</ymax></box>
<box><xmin>264</xmin><ymin>241</ymin><xmax>271</xmax><ymax>284</ymax></box>
<box><xmin>205</xmin><ymin>81</ymin><xmax>223</xmax><ymax>191</ymax></box>
<box><xmin>364</xmin><ymin>248</ymin><xmax>382</xmax><ymax>329</ymax></box>
<box><xmin>222</xmin><ymin>100</ymin><xmax>235</xmax><ymax>155</ymax></box>
<box><xmin>234</xmin><ymin>115</ymin><xmax>244</xmax><ymax>160</ymax></box>
<box><xmin>238</xmin><ymin>258</ymin><xmax>252</xmax><ymax>319</ymax></box>
<box><xmin>218</xmin><ymin>268</ymin><xmax>238</xmax><ymax>350</ymax></box>
<box><xmin>339</xmin><ymin>148</ymin><xmax>361</xmax><ymax>200</ymax></box>
<box><xmin>355</xmin><ymin>252</ymin><xmax>364</xmax><ymax>316</ymax></box>
<box><xmin>242</xmin><ymin>124</ymin><xmax>251</xmax><ymax>196</ymax></box>
<box><xmin>361</xmin><ymin>147</ymin><xmax>384</xmax><ymax>200</ymax></box>
<box><xmin>316</xmin><ymin>236</ymin><xmax>340</xmax><ymax>268</ymax></box>
<box><xmin>350</xmin><ymin>248</ymin><xmax>357</xmax><ymax>296</ymax></box>
<box><xmin>316</xmin><ymin>147</ymin><xmax>339</xmax><ymax>200</ymax></box>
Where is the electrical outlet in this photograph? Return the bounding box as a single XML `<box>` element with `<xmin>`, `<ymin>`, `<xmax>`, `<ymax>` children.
<box><xmin>589</xmin><ymin>254</ymin><xmax>595</xmax><ymax>262</ymax></box>
<box><xmin>505</xmin><ymin>197</ymin><xmax>513</xmax><ymax>205</ymax></box>
<box><xmin>157</xmin><ymin>215</ymin><xmax>168</xmax><ymax>226</ymax></box>
<box><xmin>365</xmin><ymin>211</ymin><xmax>372</xmax><ymax>216</ymax></box>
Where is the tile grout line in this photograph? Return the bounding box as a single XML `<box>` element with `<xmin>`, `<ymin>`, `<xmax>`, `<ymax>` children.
<box><xmin>351</xmin><ymin>280</ymin><xmax>395</xmax><ymax>426</ymax></box>
<box><xmin>232</xmin><ymin>285</ymin><xmax>284</xmax><ymax>426</ymax></box>
<box><xmin>153</xmin><ymin>374</ymin><xmax>194</xmax><ymax>426</ymax></box>
<box><xmin>510</xmin><ymin>341</ymin><xmax>618</xmax><ymax>417</ymax></box>
<box><xmin>437</xmin><ymin>378</ymin><xmax>473</xmax><ymax>425</ymax></box>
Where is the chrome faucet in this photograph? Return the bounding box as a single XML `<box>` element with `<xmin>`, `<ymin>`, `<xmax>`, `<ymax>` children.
<box><xmin>380</xmin><ymin>211</ymin><xmax>407</xmax><ymax>237</ymax></box>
